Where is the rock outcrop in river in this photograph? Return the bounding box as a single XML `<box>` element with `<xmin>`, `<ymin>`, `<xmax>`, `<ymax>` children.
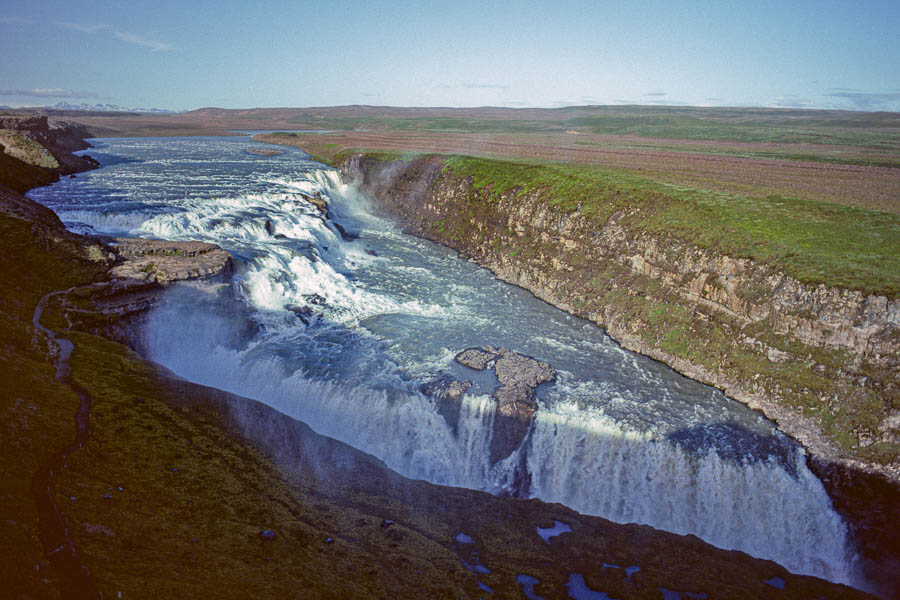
<box><xmin>455</xmin><ymin>346</ymin><xmax>556</xmax><ymax>463</ymax></box>
<box><xmin>57</xmin><ymin>236</ymin><xmax>233</xmax><ymax>347</ymax></box>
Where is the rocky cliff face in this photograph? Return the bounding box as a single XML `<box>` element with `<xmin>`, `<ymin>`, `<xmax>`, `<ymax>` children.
<box><xmin>0</xmin><ymin>114</ymin><xmax>98</xmax><ymax>192</ymax></box>
<box><xmin>340</xmin><ymin>154</ymin><xmax>899</xmax><ymax>482</ymax></box>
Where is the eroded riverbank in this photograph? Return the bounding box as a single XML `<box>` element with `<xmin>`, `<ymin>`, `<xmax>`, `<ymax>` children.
<box><xmin>330</xmin><ymin>151</ymin><xmax>900</xmax><ymax>595</ymax></box>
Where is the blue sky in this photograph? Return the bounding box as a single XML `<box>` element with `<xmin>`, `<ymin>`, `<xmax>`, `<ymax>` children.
<box><xmin>1</xmin><ymin>0</ymin><xmax>898</xmax><ymax>111</ymax></box>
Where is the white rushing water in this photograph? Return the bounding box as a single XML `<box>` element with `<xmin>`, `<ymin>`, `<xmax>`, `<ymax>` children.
<box><xmin>29</xmin><ymin>136</ymin><xmax>863</xmax><ymax>588</ymax></box>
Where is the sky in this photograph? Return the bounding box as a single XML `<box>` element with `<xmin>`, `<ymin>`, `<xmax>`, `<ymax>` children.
<box><xmin>1</xmin><ymin>0</ymin><xmax>898</xmax><ymax>112</ymax></box>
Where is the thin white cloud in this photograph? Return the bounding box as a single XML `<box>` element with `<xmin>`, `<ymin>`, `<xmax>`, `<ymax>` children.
<box><xmin>0</xmin><ymin>88</ymin><xmax>105</xmax><ymax>99</ymax></box>
<box><xmin>56</xmin><ymin>21</ymin><xmax>109</xmax><ymax>33</ymax></box>
<box><xmin>52</xmin><ymin>20</ymin><xmax>174</xmax><ymax>51</ymax></box>
<box><xmin>461</xmin><ymin>83</ymin><xmax>509</xmax><ymax>90</ymax></box>
<box><xmin>112</xmin><ymin>30</ymin><xmax>174</xmax><ymax>52</ymax></box>
<box><xmin>765</xmin><ymin>96</ymin><xmax>817</xmax><ymax>109</ymax></box>
<box><xmin>0</xmin><ymin>15</ymin><xmax>36</xmax><ymax>25</ymax></box>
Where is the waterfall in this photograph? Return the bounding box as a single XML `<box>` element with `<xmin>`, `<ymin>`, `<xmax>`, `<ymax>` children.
<box><xmin>32</xmin><ymin>136</ymin><xmax>864</xmax><ymax>589</ymax></box>
<box><xmin>526</xmin><ymin>405</ymin><xmax>857</xmax><ymax>584</ymax></box>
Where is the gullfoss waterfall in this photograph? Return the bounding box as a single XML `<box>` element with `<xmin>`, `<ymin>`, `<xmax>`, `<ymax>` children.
<box><xmin>29</xmin><ymin>136</ymin><xmax>864</xmax><ymax>588</ymax></box>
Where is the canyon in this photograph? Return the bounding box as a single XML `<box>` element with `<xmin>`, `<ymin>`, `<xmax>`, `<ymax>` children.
<box><xmin>2</xmin><ymin>109</ymin><xmax>896</xmax><ymax>597</ymax></box>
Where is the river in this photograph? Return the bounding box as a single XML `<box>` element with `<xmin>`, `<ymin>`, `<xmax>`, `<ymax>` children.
<box><xmin>28</xmin><ymin>134</ymin><xmax>862</xmax><ymax>587</ymax></box>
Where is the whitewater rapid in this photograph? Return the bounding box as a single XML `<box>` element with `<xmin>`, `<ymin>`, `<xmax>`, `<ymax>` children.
<box><xmin>29</xmin><ymin>135</ymin><xmax>863</xmax><ymax>588</ymax></box>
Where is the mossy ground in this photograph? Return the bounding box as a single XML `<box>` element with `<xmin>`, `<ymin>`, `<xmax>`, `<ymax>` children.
<box><xmin>0</xmin><ymin>130</ymin><xmax>60</xmax><ymax>169</ymax></box>
<box><xmin>0</xmin><ymin>210</ymin><xmax>110</xmax><ymax>597</ymax></box>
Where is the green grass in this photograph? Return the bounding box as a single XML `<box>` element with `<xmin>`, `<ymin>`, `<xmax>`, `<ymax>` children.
<box><xmin>0</xmin><ymin>129</ymin><xmax>60</xmax><ymax>169</ymax></box>
<box><xmin>441</xmin><ymin>155</ymin><xmax>900</xmax><ymax>296</ymax></box>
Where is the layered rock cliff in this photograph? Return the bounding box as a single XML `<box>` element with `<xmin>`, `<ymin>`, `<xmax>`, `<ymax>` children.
<box><xmin>339</xmin><ymin>154</ymin><xmax>899</xmax><ymax>482</ymax></box>
<box><xmin>0</xmin><ymin>113</ymin><xmax>98</xmax><ymax>192</ymax></box>
<box><xmin>334</xmin><ymin>153</ymin><xmax>900</xmax><ymax>592</ymax></box>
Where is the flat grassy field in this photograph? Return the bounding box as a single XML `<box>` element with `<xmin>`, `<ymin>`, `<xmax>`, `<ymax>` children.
<box><xmin>10</xmin><ymin>104</ymin><xmax>894</xmax><ymax>209</ymax></box>
<box><xmin>250</xmin><ymin>118</ymin><xmax>900</xmax><ymax>213</ymax></box>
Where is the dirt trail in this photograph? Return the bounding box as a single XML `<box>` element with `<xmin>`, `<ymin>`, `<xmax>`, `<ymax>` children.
<box><xmin>30</xmin><ymin>288</ymin><xmax>101</xmax><ymax>599</ymax></box>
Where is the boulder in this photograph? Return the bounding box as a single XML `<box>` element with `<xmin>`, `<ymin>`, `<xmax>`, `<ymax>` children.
<box><xmin>455</xmin><ymin>347</ymin><xmax>497</xmax><ymax>371</ymax></box>
<box><xmin>493</xmin><ymin>348</ymin><xmax>555</xmax><ymax>388</ymax></box>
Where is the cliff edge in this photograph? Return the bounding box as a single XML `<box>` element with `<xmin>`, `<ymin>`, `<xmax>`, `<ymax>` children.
<box><xmin>0</xmin><ymin>113</ymin><xmax>99</xmax><ymax>192</ymax></box>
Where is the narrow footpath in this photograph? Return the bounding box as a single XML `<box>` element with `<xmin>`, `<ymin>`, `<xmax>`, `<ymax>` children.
<box><xmin>30</xmin><ymin>288</ymin><xmax>101</xmax><ymax>599</ymax></box>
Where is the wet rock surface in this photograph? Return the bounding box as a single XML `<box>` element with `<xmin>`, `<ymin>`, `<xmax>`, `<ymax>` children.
<box><xmin>109</xmin><ymin>237</ymin><xmax>233</xmax><ymax>284</ymax></box>
<box><xmin>421</xmin><ymin>377</ymin><xmax>472</xmax><ymax>435</ymax></box>
<box><xmin>455</xmin><ymin>347</ymin><xmax>496</xmax><ymax>371</ymax></box>
<box><xmin>300</xmin><ymin>192</ymin><xmax>329</xmax><ymax>216</ymax></box>
<box><xmin>455</xmin><ymin>346</ymin><xmax>556</xmax><ymax>464</ymax></box>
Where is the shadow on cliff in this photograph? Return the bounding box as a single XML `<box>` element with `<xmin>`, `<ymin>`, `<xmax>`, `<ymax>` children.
<box><xmin>808</xmin><ymin>457</ymin><xmax>900</xmax><ymax>599</ymax></box>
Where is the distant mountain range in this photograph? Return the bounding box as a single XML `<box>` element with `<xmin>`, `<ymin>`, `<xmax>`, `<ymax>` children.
<box><xmin>46</xmin><ymin>102</ymin><xmax>186</xmax><ymax>114</ymax></box>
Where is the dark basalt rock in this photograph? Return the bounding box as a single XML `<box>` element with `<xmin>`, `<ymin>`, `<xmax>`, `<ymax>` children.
<box><xmin>332</xmin><ymin>220</ymin><xmax>358</xmax><ymax>241</ymax></box>
<box><xmin>455</xmin><ymin>347</ymin><xmax>496</xmax><ymax>371</ymax></box>
<box><xmin>299</xmin><ymin>192</ymin><xmax>328</xmax><ymax>216</ymax></box>
<box><xmin>285</xmin><ymin>304</ymin><xmax>313</xmax><ymax>325</ymax></box>
<box><xmin>421</xmin><ymin>377</ymin><xmax>472</xmax><ymax>435</ymax></box>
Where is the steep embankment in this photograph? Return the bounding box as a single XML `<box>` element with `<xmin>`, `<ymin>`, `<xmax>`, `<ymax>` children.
<box><xmin>335</xmin><ymin>152</ymin><xmax>900</xmax><ymax>592</ymax></box>
<box><xmin>0</xmin><ymin>114</ymin><xmax>98</xmax><ymax>192</ymax></box>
